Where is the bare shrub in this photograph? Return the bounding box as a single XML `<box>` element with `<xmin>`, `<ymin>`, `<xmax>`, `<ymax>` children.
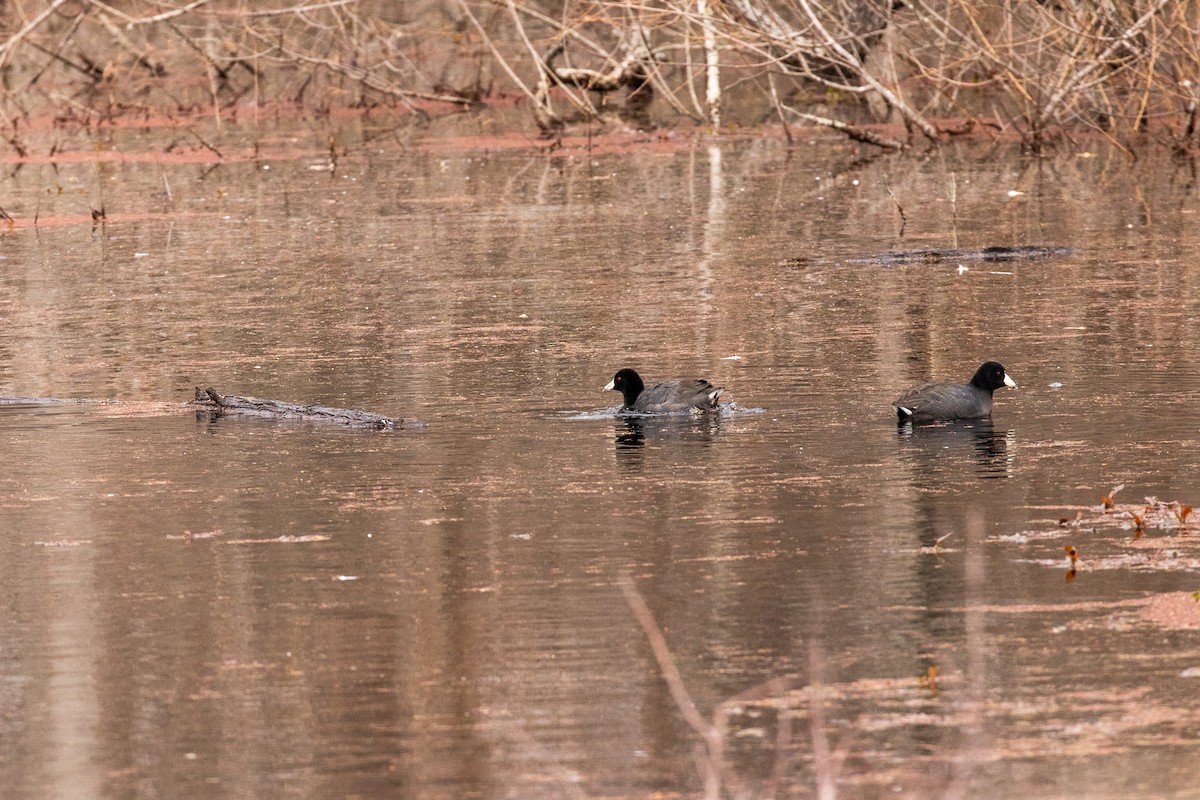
<box><xmin>0</xmin><ymin>1</ymin><xmax>483</xmax><ymax>125</ymax></box>
<box><xmin>501</xmin><ymin>0</ymin><xmax>1200</xmax><ymax>150</ymax></box>
<box><xmin>0</xmin><ymin>1</ymin><xmax>1197</xmax><ymax>151</ymax></box>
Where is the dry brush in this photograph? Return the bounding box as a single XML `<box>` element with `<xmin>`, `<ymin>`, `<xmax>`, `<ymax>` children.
<box><xmin>1</xmin><ymin>1</ymin><xmax>1199</xmax><ymax>152</ymax></box>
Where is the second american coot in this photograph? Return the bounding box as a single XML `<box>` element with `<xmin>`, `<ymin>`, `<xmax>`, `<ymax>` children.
<box><xmin>605</xmin><ymin>368</ymin><xmax>724</xmax><ymax>413</ymax></box>
<box><xmin>893</xmin><ymin>361</ymin><xmax>1017</xmax><ymax>423</ymax></box>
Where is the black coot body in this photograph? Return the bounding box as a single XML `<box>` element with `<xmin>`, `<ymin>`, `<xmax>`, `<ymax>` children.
<box><xmin>605</xmin><ymin>368</ymin><xmax>723</xmax><ymax>413</ymax></box>
<box><xmin>893</xmin><ymin>361</ymin><xmax>1017</xmax><ymax>423</ymax></box>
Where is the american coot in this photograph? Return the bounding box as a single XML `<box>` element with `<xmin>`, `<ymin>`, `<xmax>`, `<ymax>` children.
<box><xmin>893</xmin><ymin>361</ymin><xmax>1017</xmax><ymax>423</ymax></box>
<box><xmin>604</xmin><ymin>368</ymin><xmax>724</xmax><ymax>413</ymax></box>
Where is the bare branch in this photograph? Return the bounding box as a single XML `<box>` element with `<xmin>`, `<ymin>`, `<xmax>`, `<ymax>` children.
<box><xmin>784</xmin><ymin>106</ymin><xmax>908</xmax><ymax>150</ymax></box>
<box><xmin>1039</xmin><ymin>0</ymin><xmax>1172</xmax><ymax>124</ymax></box>
<box><xmin>0</xmin><ymin>0</ymin><xmax>74</xmax><ymax>63</ymax></box>
<box><xmin>85</xmin><ymin>0</ymin><xmax>212</xmax><ymax>26</ymax></box>
<box><xmin>455</xmin><ymin>0</ymin><xmax>554</xmax><ymax>127</ymax></box>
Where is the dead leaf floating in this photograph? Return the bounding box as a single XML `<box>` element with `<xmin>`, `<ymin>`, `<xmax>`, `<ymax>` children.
<box><xmin>918</xmin><ymin>665</ymin><xmax>939</xmax><ymax>697</ymax></box>
<box><xmin>1130</xmin><ymin>510</ymin><xmax>1146</xmax><ymax>539</ymax></box>
<box><xmin>1102</xmin><ymin>484</ymin><xmax>1125</xmax><ymax>511</ymax></box>
<box><xmin>1064</xmin><ymin>545</ymin><xmax>1079</xmax><ymax>582</ymax></box>
<box><xmin>1017</xmin><ymin>486</ymin><xmax>1200</xmax><ymax>576</ymax></box>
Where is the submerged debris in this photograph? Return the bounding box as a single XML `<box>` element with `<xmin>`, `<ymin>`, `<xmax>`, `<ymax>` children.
<box><xmin>787</xmin><ymin>245</ymin><xmax>1075</xmax><ymax>268</ymax></box>
<box><xmin>1</xmin><ymin>391</ymin><xmax>410</xmax><ymax>430</ymax></box>
<box><xmin>191</xmin><ymin>387</ymin><xmax>403</xmax><ymax>429</ymax></box>
<box><xmin>847</xmin><ymin>245</ymin><xmax>1076</xmax><ymax>265</ymax></box>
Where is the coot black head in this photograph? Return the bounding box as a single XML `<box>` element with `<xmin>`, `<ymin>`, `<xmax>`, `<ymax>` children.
<box><xmin>969</xmin><ymin>361</ymin><xmax>1018</xmax><ymax>392</ymax></box>
<box><xmin>605</xmin><ymin>368</ymin><xmax>646</xmax><ymax>408</ymax></box>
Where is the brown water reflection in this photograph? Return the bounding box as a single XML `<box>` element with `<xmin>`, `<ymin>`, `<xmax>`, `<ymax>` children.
<box><xmin>2</xmin><ymin>126</ymin><xmax>1200</xmax><ymax>798</ymax></box>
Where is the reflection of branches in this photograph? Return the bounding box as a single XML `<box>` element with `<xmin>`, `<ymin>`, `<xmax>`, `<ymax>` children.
<box><xmin>618</xmin><ymin>574</ymin><xmax>727</xmax><ymax>799</ymax></box>
<box><xmin>622</xmin><ymin>572</ymin><xmax>856</xmax><ymax>799</ymax></box>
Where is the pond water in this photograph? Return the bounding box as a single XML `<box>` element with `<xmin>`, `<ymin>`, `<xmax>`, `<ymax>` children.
<box><xmin>2</xmin><ymin>122</ymin><xmax>1200</xmax><ymax>799</ymax></box>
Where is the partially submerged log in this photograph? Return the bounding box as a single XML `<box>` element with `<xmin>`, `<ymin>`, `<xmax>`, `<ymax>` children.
<box><xmin>0</xmin><ymin>390</ymin><xmax>406</xmax><ymax>429</ymax></box>
<box><xmin>841</xmin><ymin>245</ymin><xmax>1076</xmax><ymax>266</ymax></box>
<box><xmin>191</xmin><ymin>387</ymin><xmax>402</xmax><ymax>430</ymax></box>
<box><xmin>786</xmin><ymin>245</ymin><xmax>1075</xmax><ymax>268</ymax></box>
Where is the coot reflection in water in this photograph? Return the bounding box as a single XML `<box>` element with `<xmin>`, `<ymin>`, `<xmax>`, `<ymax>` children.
<box><xmin>613</xmin><ymin>415</ymin><xmax>723</xmax><ymax>470</ymax></box>
<box><xmin>896</xmin><ymin>417</ymin><xmax>1014</xmax><ymax>479</ymax></box>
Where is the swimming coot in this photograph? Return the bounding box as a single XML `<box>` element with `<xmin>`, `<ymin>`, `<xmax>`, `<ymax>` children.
<box><xmin>604</xmin><ymin>368</ymin><xmax>724</xmax><ymax>413</ymax></box>
<box><xmin>892</xmin><ymin>361</ymin><xmax>1017</xmax><ymax>423</ymax></box>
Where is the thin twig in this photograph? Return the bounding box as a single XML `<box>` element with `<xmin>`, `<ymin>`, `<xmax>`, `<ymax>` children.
<box><xmin>883</xmin><ymin>177</ymin><xmax>907</xmax><ymax>237</ymax></box>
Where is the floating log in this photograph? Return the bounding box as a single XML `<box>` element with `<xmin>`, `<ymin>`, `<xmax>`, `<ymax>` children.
<box><xmin>786</xmin><ymin>245</ymin><xmax>1075</xmax><ymax>269</ymax></box>
<box><xmin>841</xmin><ymin>245</ymin><xmax>1076</xmax><ymax>266</ymax></box>
<box><xmin>191</xmin><ymin>387</ymin><xmax>402</xmax><ymax>430</ymax></box>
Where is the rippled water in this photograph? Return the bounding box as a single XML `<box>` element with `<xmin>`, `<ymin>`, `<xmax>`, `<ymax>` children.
<box><xmin>2</xmin><ymin>125</ymin><xmax>1200</xmax><ymax>798</ymax></box>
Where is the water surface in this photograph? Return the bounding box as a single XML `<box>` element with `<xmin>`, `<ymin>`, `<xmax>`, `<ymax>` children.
<box><xmin>2</xmin><ymin>127</ymin><xmax>1200</xmax><ymax>798</ymax></box>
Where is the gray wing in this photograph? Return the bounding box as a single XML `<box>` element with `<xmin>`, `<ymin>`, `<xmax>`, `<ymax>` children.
<box><xmin>635</xmin><ymin>379</ymin><xmax>724</xmax><ymax>413</ymax></box>
<box><xmin>893</xmin><ymin>381</ymin><xmax>991</xmax><ymax>422</ymax></box>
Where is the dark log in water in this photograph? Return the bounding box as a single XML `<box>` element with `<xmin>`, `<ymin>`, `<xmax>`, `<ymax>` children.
<box><xmin>191</xmin><ymin>387</ymin><xmax>402</xmax><ymax>430</ymax></box>
<box><xmin>841</xmin><ymin>245</ymin><xmax>1077</xmax><ymax>265</ymax></box>
<box><xmin>0</xmin><ymin>391</ymin><xmax>405</xmax><ymax>429</ymax></box>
